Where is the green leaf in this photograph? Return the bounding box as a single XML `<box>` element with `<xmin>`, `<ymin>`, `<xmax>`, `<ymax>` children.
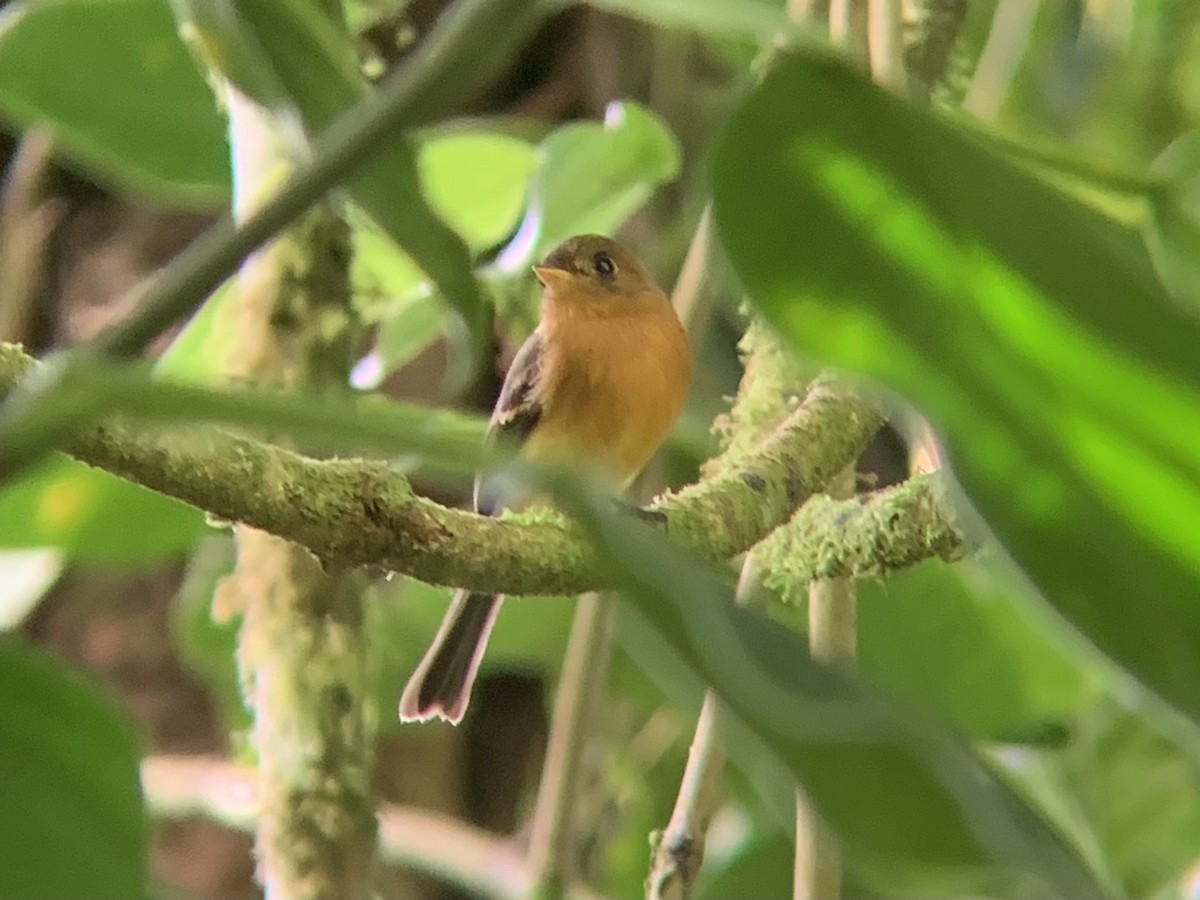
<box><xmin>497</xmin><ymin>101</ymin><xmax>681</xmax><ymax>270</ymax></box>
<box><xmin>371</xmin><ymin>292</ymin><xmax>444</xmax><ymax>379</ymax></box>
<box><xmin>585</xmin><ymin>0</ymin><xmax>785</xmax><ymax>39</ymax></box>
<box><xmin>552</xmin><ymin>476</ymin><xmax>1113</xmax><ymax>897</ymax></box>
<box><xmin>858</xmin><ymin>560</ymin><xmax>1104</xmax><ymax>743</ymax></box>
<box><xmin>713</xmin><ymin>53</ymin><xmax>1200</xmax><ymax>729</ymax></box>
<box><xmin>0</xmin><ymin>455</ymin><xmax>203</xmax><ymax>562</ymax></box>
<box><xmin>418</xmin><ymin>131</ymin><xmax>536</xmax><ymax>251</ymax></box>
<box><xmin>0</xmin><ymin>0</ymin><xmax>229</xmax><ymax>203</ymax></box>
<box><xmin>0</xmin><ymin>638</ymin><xmax>146</xmax><ymax>900</ymax></box>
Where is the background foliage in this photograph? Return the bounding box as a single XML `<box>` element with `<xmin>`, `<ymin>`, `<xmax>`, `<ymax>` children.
<box><xmin>2</xmin><ymin>0</ymin><xmax>1200</xmax><ymax>898</ymax></box>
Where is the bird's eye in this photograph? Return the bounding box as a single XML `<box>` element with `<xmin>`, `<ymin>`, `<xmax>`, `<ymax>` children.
<box><xmin>593</xmin><ymin>252</ymin><xmax>617</xmax><ymax>278</ymax></box>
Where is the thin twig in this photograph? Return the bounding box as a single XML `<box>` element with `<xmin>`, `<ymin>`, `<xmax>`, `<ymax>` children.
<box><xmin>140</xmin><ymin>755</ymin><xmax>605</xmax><ymax>900</ymax></box>
<box><xmin>829</xmin><ymin>0</ymin><xmax>869</xmax><ymax>59</ymax></box>
<box><xmin>670</xmin><ymin>205</ymin><xmax>717</xmax><ymax>338</ymax></box>
<box><xmin>646</xmin><ymin>556</ymin><xmax>762</xmax><ymax>900</ymax></box>
<box><xmin>867</xmin><ymin>0</ymin><xmax>908</xmax><ymax>93</ymax></box>
<box><xmin>526</xmin><ymin>592</ymin><xmax>618</xmax><ymax>899</ymax></box>
<box><xmin>794</xmin><ymin>465</ymin><xmax>857</xmax><ymax>900</ymax></box>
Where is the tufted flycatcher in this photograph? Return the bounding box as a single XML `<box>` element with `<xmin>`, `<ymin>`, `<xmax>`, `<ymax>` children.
<box><xmin>398</xmin><ymin>234</ymin><xmax>691</xmax><ymax>724</ymax></box>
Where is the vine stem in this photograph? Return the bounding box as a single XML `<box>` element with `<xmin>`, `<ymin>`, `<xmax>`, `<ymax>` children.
<box><xmin>526</xmin><ymin>591</ymin><xmax>618</xmax><ymax>899</ymax></box>
<box><xmin>645</xmin><ymin>555</ymin><xmax>762</xmax><ymax>900</ymax></box>
<box><xmin>141</xmin><ymin>755</ymin><xmax>604</xmax><ymax>900</ymax></box>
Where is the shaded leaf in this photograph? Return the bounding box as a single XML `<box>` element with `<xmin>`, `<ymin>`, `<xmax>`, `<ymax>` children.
<box><xmin>153</xmin><ymin>278</ymin><xmax>236</xmax><ymax>385</ymax></box>
<box><xmin>0</xmin><ymin>638</ymin><xmax>146</xmax><ymax>900</ymax></box>
<box><xmin>1054</xmin><ymin>702</ymin><xmax>1200</xmax><ymax>897</ymax></box>
<box><xmin>551</xmin><ymin>475</ymin><xmax>1112</xmax><ymax>897</ymax></box>
<box><xmin>713</xmin><ymin>52</ymin><xmax>1200</xmax><ymax>729</ymax></box>
<box><xmin>0</xmin><ymin>0</ymin><xmax>228</xmax><ymax>202</ymax></box>
<box><xmin>858</xmin><ymin>560</ymin><xmax>1104</xmax><ymax>743</ymax></box>
<box><xmin>695</xmin><ymin>831</ymin><xmax>794</xmax><ymax>900</ymax></box>
<box><xmin>350</xmin><ymin>128</ymin><xmax>534</xmax><ymax>381</ymax></box>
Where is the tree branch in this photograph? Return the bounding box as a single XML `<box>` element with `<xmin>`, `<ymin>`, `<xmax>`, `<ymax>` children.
<box><xmin>0</xmin><ymin>342</ymin><xmax>882</xmax><ymax>596</ymax></box>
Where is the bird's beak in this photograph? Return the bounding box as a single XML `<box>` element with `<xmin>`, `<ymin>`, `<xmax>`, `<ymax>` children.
<box><xmin>533</xmin><ymin>265</ymin><xmax>573</xmax><ymax>290</ymax></box>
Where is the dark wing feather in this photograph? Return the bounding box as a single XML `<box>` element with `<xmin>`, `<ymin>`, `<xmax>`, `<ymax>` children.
<box><xmin>474</xmin><ymin>330</ymin><xmax>544</xmax><ymax>515</ymax></box>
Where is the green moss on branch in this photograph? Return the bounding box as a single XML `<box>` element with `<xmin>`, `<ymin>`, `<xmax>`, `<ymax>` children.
<box><xmin>758</xmin><ymin>472</ymin><xmax>966</xmax><ymax>604</ymax></box>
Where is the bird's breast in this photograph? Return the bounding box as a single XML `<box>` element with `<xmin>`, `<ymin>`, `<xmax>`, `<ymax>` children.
<box><xmin>526</xmin><ymin>309</ymin><xmax>689</xmax><ymax>485</ymax></box>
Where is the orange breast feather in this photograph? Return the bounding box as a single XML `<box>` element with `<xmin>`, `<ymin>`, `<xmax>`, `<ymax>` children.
<box><xmin>525</xmin><ymin>301</ymin><xmax>689</xmax><ymax>486</ymax></box>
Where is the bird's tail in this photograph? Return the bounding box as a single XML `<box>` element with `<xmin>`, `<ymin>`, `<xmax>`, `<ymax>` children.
<box><xmin>398</xmin><ymin>590</ymin><xmax>502</xmax><ymax>725</ymax></box>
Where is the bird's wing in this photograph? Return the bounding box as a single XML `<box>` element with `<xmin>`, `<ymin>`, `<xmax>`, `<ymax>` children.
<box><xmin>474</xmin><ymin>329</ymin><xmax>544</xmax><ymax>515</ymax></box>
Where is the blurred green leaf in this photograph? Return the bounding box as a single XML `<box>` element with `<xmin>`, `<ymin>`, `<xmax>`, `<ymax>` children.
<box><xmin>181</xmin><ymin>0</ymin><xmax>486</xmax><ymax>355</ymax></box>
<box><xmin>0</xmin><ymin>638</ymin><xmax>146</xmax><ymax>900</ymax></box>
<box><xmin>372</xmin><ymin>293</ymin><xmax>444</xmax><ymax>379</ymax></box>
<box><xmin>713</xmin><ymin>53</ymin><xmax>1200</xmax><ymax>729</ymax></box>
<box><xmin>585</xmin><ymin>0</ymin><xmax>785</xmax><ymax>39</ymax></box>
<box><xmin>0</xmin><ymin>455</ymin><xmax>203</xmax><ymax>562</ymax></box>
<box><xmin>0</xmin><ymin>355</ymin><xmax>488</xmax><ymax>476</ymax></box>
<box><xmin>554</xmin><ymin>477</ymin><xmax>1113</xmax><ymax>897</ymax></box>
<box><xmin>418</xmin><ymin>131</ymin><xmax>536</xmax><ymax>251</ymax></box>
<box><xmin>858</xmin><ymin>560</ymin><xmax>1104</xmax><ymax>743</ymax></box>
<box><xmin>497</xmin><ymin>101</ymin><xmax>681</xmax><ymax>271</ymax></box>
<box><xmin>990</xmin><ymin>746</ymin><xmax>1116</xmax><ymax>897</ymax></box>
<box><xmin>0</xmin><ymin>0</ymin><xmax>229</xmax><ymax>203</ymax></box>
<box><xmin>1052</xmin><ymin>702</ymin><xmax>1200</xmax><ymax>897</ymax></box>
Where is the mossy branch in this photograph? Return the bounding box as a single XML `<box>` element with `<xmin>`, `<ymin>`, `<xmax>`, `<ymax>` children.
<box><xmin>0</xmin><ymin>341</ymin><xmax>883</xmax><ymax>596</ymax></box>
<box><xmin>758</xmin><ymin>471</ymin><xmax>965</xmax><ymax>599</ymax></box>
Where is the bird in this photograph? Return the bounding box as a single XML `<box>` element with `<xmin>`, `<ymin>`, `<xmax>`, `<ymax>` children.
<box><xmin>398</xmin><ymin>233</ymin><xmax>691</xmax><ymax>724</ymax></box>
